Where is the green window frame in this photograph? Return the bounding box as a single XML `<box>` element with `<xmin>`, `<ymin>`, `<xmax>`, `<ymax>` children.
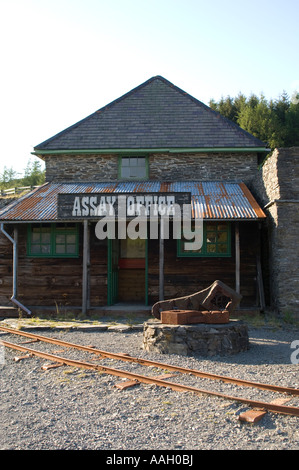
<box><xmin>118</xmin><ymin>156</ymin><xmax>149</xmax><ymax>180</ymax></box>
<box><xmin>177</xmin><ymin>222</ymin><xmax>231</xmax><ymax>257</ymax></box>
<box><xmin>27</xmin><ymin>223</ymin><xmax>79</xmax><ymax>258</ymax></box>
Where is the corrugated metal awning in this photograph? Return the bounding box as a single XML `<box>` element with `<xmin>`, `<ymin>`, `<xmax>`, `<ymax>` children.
<box><xmin>0</xmin><ymin>181</ymin><xmax>266</xmax><ymax>221</ymax></box>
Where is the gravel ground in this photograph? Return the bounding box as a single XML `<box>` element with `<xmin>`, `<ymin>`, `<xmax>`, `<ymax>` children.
<box><xmin>0</xmin><ymin>320</ymin><xmax>298</xmax><ymax>451</ymax></box>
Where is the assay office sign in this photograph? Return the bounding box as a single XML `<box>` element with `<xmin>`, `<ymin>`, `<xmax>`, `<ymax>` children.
<box><xmin>57</xmin><ymin>192</ymin><xmax>191</xmax><ymax>219</ymax></box>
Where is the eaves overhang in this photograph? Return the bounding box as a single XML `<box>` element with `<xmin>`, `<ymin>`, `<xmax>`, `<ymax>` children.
<box><xmin>0</xmin><ymin>181</ymin><xmax>266</xmax><ymax>222</ymax></box>
<box><xmin>32</xmin><ymin>147</ymin><xmax>270</xmax><ymax>157</ymax></box>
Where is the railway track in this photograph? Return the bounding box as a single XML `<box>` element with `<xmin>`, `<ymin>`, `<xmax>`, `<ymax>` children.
<box><xmin>1</xmin><ymin>325</ymin><xmax>299</xmax><ymax>418</ymax></box>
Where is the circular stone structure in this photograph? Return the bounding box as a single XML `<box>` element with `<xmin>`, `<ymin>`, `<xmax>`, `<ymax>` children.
<box><xmin>143</xmin><ymin>319</ymin><xmax>249</xmax><ymax>356</ymax></box>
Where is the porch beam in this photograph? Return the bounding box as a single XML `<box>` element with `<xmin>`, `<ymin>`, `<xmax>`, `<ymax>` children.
<box><xmin>82</xmin><ymin>220</ymin><xmax>90</xmax><ymax>315</ymax></box>
<box><xmin>159</xmin><ymin>220</ymin><xmax>164</xmax><ymax>301</ymax></box>
<box><xmin>235</xmin><ymin>222</ymin><xmax>240</xmax><ymax>294</ymax></box>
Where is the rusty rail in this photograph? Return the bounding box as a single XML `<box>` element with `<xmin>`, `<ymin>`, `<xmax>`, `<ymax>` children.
<box><xmin>1</xmin><ymin>326</ymin><xmax>299</xmax><ymax>417</ymax></box>
<box><xmin>0</xmin><ymin>325</ymin><xmax>298</xmax><ymax>396</ymax></box>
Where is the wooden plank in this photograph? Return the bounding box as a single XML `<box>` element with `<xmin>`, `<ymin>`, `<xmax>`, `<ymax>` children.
<box><xmin>239</xmin><ymin>398</ymin><xmax>291</xmax><ymax>423</ymax></box>
<box><xmin>82</xmin><ymin>220</ymin><xmax>89</xmax><ymax>315</ymax></box>
<box><xmin>118</xmin><ymin>269</ymin><xmax>145</xmax><ymax>302</ymax></box>
<box><xmin>114</xmin><ymin>380</ymin><xmax>139</xmax><ymax>390</ymax></box>
<box><xmin>159</xmin><ymin>220</ymin><xmax>164</xmax><ymax>301</ymax></box>
<box><xmin>14</xmin><ymin>354</ymin><xmax>32</xmax><ymax>362</ymax></box>
<box><xmin>41</xmin><ymin>363</ymin><xmax>64</xmax><ymax>371</ymax></box>
<box><xmin>235</xmin><ymin>222</ymin><xmax>240</xmax><ymax>295</ymax></box>
<box><xmin>239</xmin><ymin>409</ymin><xmax>267</xmax><ymax>423</ymax></box>
<box><xmin>256</xmin><ymin>255</ymin><xmax>265</xmax><ymax>310</ymax></box>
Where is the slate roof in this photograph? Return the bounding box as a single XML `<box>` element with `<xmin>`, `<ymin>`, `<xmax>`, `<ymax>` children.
<box><xmin>34</xmin><ymin>76</ymin><xmax>267</xmax><ymax>152</ymax></box>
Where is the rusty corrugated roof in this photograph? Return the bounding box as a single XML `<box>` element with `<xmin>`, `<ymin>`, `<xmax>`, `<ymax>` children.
<box><xmin>0</xmin><ymin>181</ymin><xmax>266</xmax><ymax>221</ymax></box>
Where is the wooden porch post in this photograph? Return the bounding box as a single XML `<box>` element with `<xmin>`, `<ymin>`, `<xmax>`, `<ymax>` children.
<box><xmin>159</xmin><ymin>219</ymin><xmax>164</xmax><ymax>301</ymax></box>
<box><xmin>82</xmin><ymin>220</ymin><xmax>90</xmax><ymax>315</ymax></box>
<box><xmin>13</xmin><ymin>226</ymin><xmax>18</xmax><ymax>299</ymax></box>
<box><xmin>235</xmin><ymin>222</ymin><xmax>240</xmax><ymax>294</ymax></box>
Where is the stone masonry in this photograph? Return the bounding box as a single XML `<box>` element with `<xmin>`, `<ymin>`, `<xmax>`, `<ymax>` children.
<box><xmin>45</xmin><ymin>152</ymin><xmax>258</xmax><ymax>185</ymax></box>
<box><xmin>252</xmin><ymin>147</ymin><xmax>299</xmax><ymax>318</ymax></box>
<box><xmin>143</xmin><ymin>319</ymin><xmax>249</xmax><ymax>356</ymax></box>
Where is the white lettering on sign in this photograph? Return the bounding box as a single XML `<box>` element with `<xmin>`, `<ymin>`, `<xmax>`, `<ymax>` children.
<box><xmin>71</xmin><ymin>195</ymin><xmax>177</xmax><ymax>217</ymax></box>
<box><xmin>72</xmin><ymin>196</ymin><xmax>117</xmax><ymax>217</ymax></box>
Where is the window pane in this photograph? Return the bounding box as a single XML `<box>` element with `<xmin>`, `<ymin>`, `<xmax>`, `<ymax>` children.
<box><xmin>121</xmin><ymin>158</ymin><xmax>130</xmax><ymax>167</ymax></box>
<box><xmin>41</xmin><ymin>245</ymin><xmax>51</xmax><ymax>254</ymax></box>
<box><xmin>218</xmin><ymin>244</ymin><xmax>227</xmax><ymax>253</ymax></box>
<box><xmin>56</xmin><ymin>234</ymin><xmax>65</xmax><ymax>244</ymax></box>
<box><xmin>55</xmin><ymin>245</ymin><xmax>66</xmax><ymax>254</ymax></box>
<box><xmin>130</xmin><ymin>166</ymin><xmax>138</xmax><ymax>177</ymax></box>
<box><xmin>217</xmin><ymin>231</ymin><xmax>227</xmax><ymax>242</ymax></box>
<box><xmin>31</xmin><ymin>232</ymin><xmax>40</xmax><ymax>243</ymax></box>
<box><xmin>136</xmin><ymin>166</ymin><xmax>146</xmax><ymax>177</ymax></box>
<box><xmin>121</xmin><ymin>167</ymin><xmax>130</xmax><ymax>177</ymax></box>
<box><xmin>130</xmin><ymin>157</ymin><xmax>137</xmax><ymax>166</ymax></box>
<box><xmin>207</xmin><ymin>232</ymin><xmax>216</xmax><ymax>243</ymax></box>
<box><xmin>41</xmin><ymin>232</ymin><xmax>51</xmax><ymax>243</ymax></box>
<box><xmin>66</xmin><ymin>244</ymin><xmax>76</xmax><ymax>254</ymax></box>
<box><xmin>137</xmin><ymin>158</ymin><xmax>146</xmax><ymax>166</ymax></box>
<box><xmin>31</xmin><ymin>245</ymin><xmax>41</xmax><ymax>254</ymax></box>
<box><xmin>207</xmin><ymin>244</ymin><xmax>216</xmax><ymax>253</ymax></box>
<box><xmin>66</xmin><ymin>234</ymin><xmax>76</xmax><ymax>244</ymax></box>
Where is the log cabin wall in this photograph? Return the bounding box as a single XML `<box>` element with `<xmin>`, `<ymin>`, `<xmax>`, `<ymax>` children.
<box><xmin>0</xmin><ymin>227</ymin><xmax>13</xmax><ymax>306</ymax></box>
<box><xmin>0</xmin><ymin>223</ymin><xmax>108</xmax><ymax>310</ymax></box>
<box><xmin>89</xmin><ymin>224</ymin><xmax>108</xmax><ymax>307</ymax></box>
<box><xmin>0</xmin><ymin>221</ymin><xmax>259</xmax><ymax>310</ymax></box>
<box><xmin>147</xmin><ymin>222</ymin><xmax>259</xmax><ymax>308</ymax></box>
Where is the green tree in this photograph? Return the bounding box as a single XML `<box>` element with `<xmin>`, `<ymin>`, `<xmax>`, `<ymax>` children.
<box><xmin>22</xmin><ymin>160</ymin><xmax>45</xmax><ymax>187</ymax></box>
<box><xmin>0</xmin><ymin>166</ymin><xmax>21</xmax><ymax>189</ymax></box>
<box><xmin>237</xmin><ymin>94</ymin><xmax>275</xmax><ymax>146</ymax></box>
<box><xmin>209</xmin><ymin>90</ymin><xmax>299</xmax><ymax>149</ymax></box>
<box><xmin>0</xmin><ymin>159</ymin><xmax>45</xmax><ymax>191</ymax></box>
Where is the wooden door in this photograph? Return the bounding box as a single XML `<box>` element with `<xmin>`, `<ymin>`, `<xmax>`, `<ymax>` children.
<box><xmin>118</xmin><ymin>238</ymin><xmax>146</xmax><ymax>303</ymax></box>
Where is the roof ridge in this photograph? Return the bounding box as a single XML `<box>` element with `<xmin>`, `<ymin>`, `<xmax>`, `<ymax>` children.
<box><xmin>34</xmin><ymin>76</ymin><xmax>267</xmax><ymax>151</ymax></box>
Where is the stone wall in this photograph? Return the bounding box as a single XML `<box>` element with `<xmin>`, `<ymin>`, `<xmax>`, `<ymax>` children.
<box><xmin>45</xmin><ymin>152</ymin><xmax>258</xmax><ymax>184</ymax></box>
<box><xmin>0</xmin><ymin>197</ymin><xmax>17</xmax><ymax>210</ymax></box>
<box><xmin>45</xmin><ymin>154</ymin><xmax>118</xmax><ymax>182</ymax></box>
<box><xmin>252</xmin><ymin>147</ymin><xmax>299</xmax><ymax>317</ymax></box>
<box><xmin>150</xmin><ymin>152</ymin><xmax>258</xmax><ymax>184</ymax></box>
<box><xmin>143</xmin><ymin>320</ymin><xmax>249</xmax><ymax>356</ymax></box>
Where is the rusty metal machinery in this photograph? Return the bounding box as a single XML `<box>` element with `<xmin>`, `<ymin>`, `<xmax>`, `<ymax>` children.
<box><xmin>160</xmin><ymin>309</ymin><xmax>230</xmax><ymax>325</ymax></box>
<box><xmin>152</xmin><ymin>280</ymin><xmax>242</xmax><ymax>324</ymax></box>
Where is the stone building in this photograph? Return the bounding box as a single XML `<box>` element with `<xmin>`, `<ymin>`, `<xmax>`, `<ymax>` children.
<box><xmin>0</xmin><ymin>76</ymin><xmax>269</xmax><ymax>317</ymax></box>
<box><xmin>252</xmin><ymin>147</ymin><xmax>299</xmax><ymax>318</ymax></box>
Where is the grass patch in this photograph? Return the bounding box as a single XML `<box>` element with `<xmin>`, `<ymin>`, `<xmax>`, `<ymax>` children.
<box><xmin>232</xmin><ymin>311</ymin><xmax>299</xmax><ymax>329</ymax></box>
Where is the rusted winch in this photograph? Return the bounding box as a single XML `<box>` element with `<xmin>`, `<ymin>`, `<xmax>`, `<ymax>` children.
<box><xmin>152</xmin><ymin>280</ymin><xmax>242</xmax><ymax>325</ymax></box>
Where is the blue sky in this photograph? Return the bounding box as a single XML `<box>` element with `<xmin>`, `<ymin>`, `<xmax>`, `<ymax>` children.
<box><xmin>1</xmin><ymin>0</ymin><xmax>298</xmax><ymax>175</ymax></box>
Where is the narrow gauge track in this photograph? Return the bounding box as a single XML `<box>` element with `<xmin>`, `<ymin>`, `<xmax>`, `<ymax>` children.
<box><xmin>1</xmin><ymin>325</ymin><xmax>299</xmax><ymax>418</ymax></box>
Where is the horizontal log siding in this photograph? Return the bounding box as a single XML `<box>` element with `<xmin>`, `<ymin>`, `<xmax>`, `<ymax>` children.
<box><xmin>0</xmin><ymin>224</ymin><xmax>108</xmax><ymax>309</ymax></box>
<box><xmin>147</xmin><ymin>222</ymin><xmax>259</xmax><ymax>308</ymax></box>
<box><xmin>0</xmin><ymin>222</ymin><xmax>259</xmax><ymax>310</ymax></box>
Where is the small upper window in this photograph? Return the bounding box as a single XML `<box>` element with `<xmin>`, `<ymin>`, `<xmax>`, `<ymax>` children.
<box><xmin>119</xmin><ymin>157</ymin><xmax>147</xmax><ymax>179</ymax></box>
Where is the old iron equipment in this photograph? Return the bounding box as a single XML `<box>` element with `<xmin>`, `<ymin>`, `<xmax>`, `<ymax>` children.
<box><xmin>151</xmin><ymin>280</ymin><xmax>242</xmax><ymax>325</ymax></box>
